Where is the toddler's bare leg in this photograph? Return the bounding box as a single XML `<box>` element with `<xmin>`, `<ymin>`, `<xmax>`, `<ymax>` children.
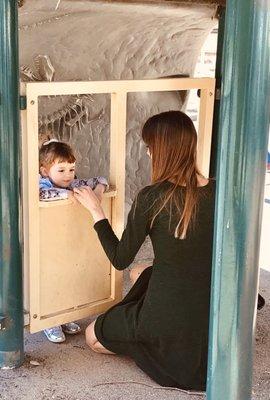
<box><xmin>129</xmin><ymin>263</ymin><xmax>151</xmax><ymax>285</ymax></box>
<box><xmin>85</xmin><ymin>320</ymin><xmax>115</xmax><ymax>355</ymax></box>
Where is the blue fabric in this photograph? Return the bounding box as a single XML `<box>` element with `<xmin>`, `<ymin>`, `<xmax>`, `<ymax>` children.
<box><xmin>39</xmin><ymin>176</ymin><xmax>54</xmax><ymax>189</ymax></box>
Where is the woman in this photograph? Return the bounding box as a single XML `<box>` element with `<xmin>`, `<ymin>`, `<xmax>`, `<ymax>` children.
<box><xmin>74</xmin><ymin>111</ymin><xmax>215</xmax><ymax>391</ymax></box>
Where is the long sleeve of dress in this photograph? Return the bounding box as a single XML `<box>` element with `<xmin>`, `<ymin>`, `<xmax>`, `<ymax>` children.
<box><xmin>94</xmin><ymin>187</ymin><xmax>151</xmax><ymax>270</ymax></box>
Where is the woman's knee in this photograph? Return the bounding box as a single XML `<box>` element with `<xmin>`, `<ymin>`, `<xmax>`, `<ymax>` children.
<box><xmin>85</xmin><ymin>321</ymin><xmax>97</xmax><ymax>349</ymax></box>
<box><xmin>85</xmin><ymin>321</ymin><xmax>115</xmax><ymax>354</ymax></box>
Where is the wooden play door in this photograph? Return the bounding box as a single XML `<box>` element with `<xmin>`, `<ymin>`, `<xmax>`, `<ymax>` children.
<box><xmin>21</xmin><ymin>78</ymin><xmax>215</xmax><ymax>333</ymax></box>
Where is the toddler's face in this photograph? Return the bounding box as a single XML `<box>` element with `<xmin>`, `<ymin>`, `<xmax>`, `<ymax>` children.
<box><xmin>42</xmin><ymin>160</ymin><xmax>76</xmax><ymax>188</ymax></box>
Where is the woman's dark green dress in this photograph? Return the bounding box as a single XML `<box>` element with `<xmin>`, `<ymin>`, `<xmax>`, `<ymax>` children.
<box><xmin>94</xmin><ymin>180</ymin><xmax>215</xmax><ymax>391</ymax></box>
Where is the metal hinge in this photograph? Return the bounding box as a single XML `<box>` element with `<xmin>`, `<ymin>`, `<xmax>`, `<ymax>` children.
<box><xmin>215</xmin><ymin>88</ymin><xmax>221</xmax><ymax>100</ymax></box>
<box><xmin>197</xmin><ymin>88</ymin><xmax>221</xmax><ymax>100</ymax></box>
<box><xmin>20</xmin><ymin>95</ymin><xmax>27</xmax><ymax>110</ymax></box>
<box><xmin>24</xmin><ymin>311</ymin><xmax>30</xmax><ymax>327</ymax></box>
<box><xmin>0</xmin><ymin>316</ymin><xmax>8</xmax><ymax>331</ymax></box>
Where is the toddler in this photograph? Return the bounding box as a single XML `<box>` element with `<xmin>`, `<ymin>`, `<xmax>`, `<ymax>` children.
<box><xmin>39</xmin><ymin>138</ymin><xmax>108</xmax><ymax>202</ymax></box>
<box><xmin>39</xmin><ymin>138</ymin><xmax>108</xmax><ymax>343</ymax></box>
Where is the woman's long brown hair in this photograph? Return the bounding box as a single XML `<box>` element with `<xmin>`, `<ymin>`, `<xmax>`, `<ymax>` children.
<box><xmin>142</xmin><ymin>110</ymin><xmax>201</xmax><ymax>239</ymax></box>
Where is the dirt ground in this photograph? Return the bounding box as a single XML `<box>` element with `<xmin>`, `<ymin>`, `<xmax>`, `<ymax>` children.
<box><xmin>0</xmin><ymin>267</ymin><xmax>270</xmax><ymax>400</ymax></box>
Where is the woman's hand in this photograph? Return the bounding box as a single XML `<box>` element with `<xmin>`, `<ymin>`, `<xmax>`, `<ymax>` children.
<box><xmin>93</xmin><ymin>183</ymin><xmax>106</xmax><ymax>202</ymax></box>
<box><xmin>73</xmin><ymin>186</ymin><xmax>106</xmax><ymax>223</ymax></box>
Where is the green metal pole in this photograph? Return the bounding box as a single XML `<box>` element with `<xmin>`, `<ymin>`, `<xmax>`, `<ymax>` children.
<box><xmin>207</xmin><ymin>0</ymin><xmax>270</xmax><ymax>399</ymax></box>
<box><xmin>0</xmin><ymin>0</ymin><xmax>24</xmax><ymax>368</ymax></box>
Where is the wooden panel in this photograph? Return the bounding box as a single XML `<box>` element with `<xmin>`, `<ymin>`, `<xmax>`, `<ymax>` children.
<box><xmin>26</xmin><ymin>78</ymin><xmax>215</xmax><ymax>97</ymax></box>
<box><xmin>26</xmin><ymin>77</ymin><xmax>215</xmax><ymax>180</ymax></box>
<box><xmin>39</xmin><ymin>198</ymin><xmax>111</xmax><ymax>316</ymax></box>
<box><xmin>25</xmin><ymin>87</ymin><xmax>40</xmax><ymax>327</ymax></box>
<box><xmin>23</xmin><ymin>77</ymin><xmax>215</xmax><ymax>332</ymax></box>
<box><xmin>197</xmin><ymin>86</ymin><xmax>215</xmax><ymax>177</ymax></box>
<box><xmin>110</xmin><ymin>92</ymin><xmax>127</xmax><ymax>299</ymax></box>
<box><xmin>21</xmin><ymin>83</ymin><xmax>30</xmax><ymax>313</ymax></box>
<box><xmin>29</xmin><ymin>196</ymin><xmax>115</xmax><ymax>333</ymax></box>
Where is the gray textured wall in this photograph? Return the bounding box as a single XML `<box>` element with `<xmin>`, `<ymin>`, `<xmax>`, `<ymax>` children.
<box><xmin>19</xmin><ymin>1</ymin><xmax>217</xmax><ymax>211</ymax></box>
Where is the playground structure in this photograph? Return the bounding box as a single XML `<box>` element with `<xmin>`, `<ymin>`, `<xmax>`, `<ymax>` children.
<box><xmin>0</xmin><ymin>1</ymin><xmax>269</xmax><ymax>400</ymax></box>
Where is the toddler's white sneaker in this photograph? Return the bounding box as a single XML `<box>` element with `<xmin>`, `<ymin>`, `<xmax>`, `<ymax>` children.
<box><xmin>44</xmin><ymin>326</ymin><xmax>66</xmax><ymax>343</ymax></box>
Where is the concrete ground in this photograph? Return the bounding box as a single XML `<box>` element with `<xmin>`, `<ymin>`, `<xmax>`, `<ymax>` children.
<box><xmin>1</xmin><ymin>176</ymin><xmax>270</xmax><ymax>400</ymax></box>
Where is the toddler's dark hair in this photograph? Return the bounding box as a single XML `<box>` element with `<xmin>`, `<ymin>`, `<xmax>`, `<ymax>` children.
<box><xmin>39</xmin><ymin>140</ymin><xmax>76</xmax><ymax>168</ymax></box>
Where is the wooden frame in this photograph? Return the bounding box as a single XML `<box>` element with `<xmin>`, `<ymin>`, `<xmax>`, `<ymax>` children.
<box><xmin>22</xmin><ymin>78</ymin><xmax>215</xmax><ymax>333</ymax></box>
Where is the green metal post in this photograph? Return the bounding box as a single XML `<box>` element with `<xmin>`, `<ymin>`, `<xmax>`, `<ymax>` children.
<box><xmin>207</xmin><ymin>0</ymin><xmax>270</xmax><ymax>399</ymax></box>
<box><xmin>0</xmin><ymin>0</ymin><xmax>24</xmax><ymax>368</ymax></box>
